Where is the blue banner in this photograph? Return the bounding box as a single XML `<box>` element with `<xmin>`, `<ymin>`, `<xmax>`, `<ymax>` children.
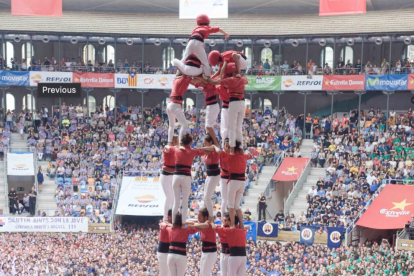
<box><xmin>365</xmin><ymin>74</ymin><xmax>408</xmax><ymax>91</ymax></box>
<box><xmin>0</xmin><ymin>71</ymin><xmax>30</xmax><ymax>86</ymax></box>
<box><xmin>327</xmin><ymin>227</ymin><xmax>344</xmax><ymax>249</ymax></box>
<box><xmin>300</xmin><ymin>226</ymin><xmax>316</xmax><ymax>245</ymax></box>
<box><xmin>257</xmin><ymin>221</ymin><xmax>278</xmax><ymax>239</ymax></box>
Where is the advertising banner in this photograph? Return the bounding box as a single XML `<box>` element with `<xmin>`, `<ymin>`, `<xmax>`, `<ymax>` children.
<box><xmin>356</xmin><ymin>185</ymin><xmax>414</xmax><ymax>229</ymax></box>
<box><xmin>327</xmin><ymin>227</ymin><xmax>344</xmax><ymax>249</ymax></box>
<box><xmin>0</xmin><ymin>217</ymin><xmax>88</xmax><ymax>232</ymax></box>
<box><xmin>73</xmin><ymin>73</ymin><xmax>114</xmax><ymax>88</ymax></box>
<box><xmin>114</xmin><ymin>73</ymin><xmax>139</xmax><ymax>88</ymax></box>
<box><xmin>12</xmin><ymin>0</ymin><xmax>62</xmax><ymax>17</ymax></box>
<box><xmin>257</xmin><ymin>222</ymin><xmax>278</xmax><ymax>239</ymax></box>
<box><xmin>365</xmin><ymin>75</ymin><xmax>408</xmax><ymax>91</ymax></box>
<box><xmin>281</xmin><ymin>75</ymin><xmax>323</xmax><ymax>91</ymax></box>
<box><xmin>29</xmin><ymin>71</ymin><xmax>73</xmax><ymax>86</ymax></box>
<box><xmin>179</xmin><ymin>0</ymin><xmax>228</xmax><ymax>19</ymax></box>
<box><xmin>300</xmin><ymin>226</ymin><xmax>316</xmax><ymax>245</ymax></box>
<box><xmin>137</xmin><ymin>74</ymin><xmax>175</xmax><ymax>89</ymax></box>
<box><xmin>272</xmin><ymin>157</ymin><xmax>309</xmax><ymax>181</ymax></box>
<box><xmin>246</xmin><ymin>75</ymin><xmax>281</xmax><ymax>91</ymax></box>
<box><xmin>0</xmin><ymin>71</ymin><xmax>29</xmax><ymax>86</ymax></box>
<box><xmin>116</xmin><ymin>176</ymin><xmax>165</xmax><ymax>216</ymax></box>
<box><xmin>7</xmin><ymin>153</ymin><xmax>35</xmax><ymax>176</ymax></box>
<box><xmin>322</xmin><ymin>75</ymin><xmax>365</xmax><ymax>90</ymax></box>
<box><xmin>319</xmin><ymin>0</ymin><xmax>366</xmax><ymax>16</ymax></box>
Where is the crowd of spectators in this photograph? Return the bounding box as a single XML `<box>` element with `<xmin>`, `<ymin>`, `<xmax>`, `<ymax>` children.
<box><xmin>286</xmin><ymin>107</ymin><xmax>414</xmax><ymax>233</ymax></box>
<box><xmin>0</xmin><ymin>221</ymin><xmax>411</xmax><ymax>276</ymax></box>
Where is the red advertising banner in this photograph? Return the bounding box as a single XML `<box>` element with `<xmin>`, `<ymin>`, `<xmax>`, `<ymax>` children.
<box><xmin>322</xmin><ymin>75</ymin><xmax>365</xmax><ymax>90</ymax></box>
<box><xmin>319</xmin><ymin>0</ymin><xmax>366</xmax><ymax>16</ymax></box>
<box><xmin>272</xmin><ymin>158</ymin><xmax>309</xmax><ymax>181</ymax></box>
<box><xmin>73</xmin><ymin>73</ymin><xmax>114</xmax><ymax>88</ymax></box>
<box><xmin>12</xmin><ymin>0</ymin><xmax>62</xmax><ymax>17</ymax></box>
<box><xmin>408</xmin><ymin>74</ymin><xmax>414</xmax><ymax>90</ymax></box>
<box><xmin>356</xmin><ymin>185</ymin><xmax>414</xmax><ymax>230</ymax></box>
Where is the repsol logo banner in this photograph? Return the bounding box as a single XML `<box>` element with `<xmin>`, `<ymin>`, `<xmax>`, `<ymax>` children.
<box><xmin>281</xmin><ymin>75</ymin><xmax>323</xmax><ymax>91</ymax></box>
<box><xmin>37</xmin><ymin>83</ymin><xmax>81</xmax><ymax>98</ymax></box>
<box><xmin>29</xmin><ymin>72</ymin><xmax>73</xmax><ymax>86</ymax></box>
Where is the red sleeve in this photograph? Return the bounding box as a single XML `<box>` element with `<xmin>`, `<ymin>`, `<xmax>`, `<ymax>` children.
<box><xmin>187</xmin><ymin>227</ymin><xmax>198</xmax><ymax>235</ymax></box>
<box><xmin>192</xmin><ymin>149</ymin><xmax>205</xmax><ymax>156</ymax></box>
<box><xmin>208</xmin><ymin>26</ymin><xmax>220</xmax><ymax>34</ymax></box>
<box><xmin>221</xmin><ymin>151</ymin><xmax>230</xmax><ymax>158</ymax></box>
<box><xmin>215</xmin><ymin>226</ymin><xmax>225</xmax><ymax>235</ymax></box>
<box><xmin>243</xmin><ymin>77</ymin><xmax>248</xmax><ymax>85</ymax></box>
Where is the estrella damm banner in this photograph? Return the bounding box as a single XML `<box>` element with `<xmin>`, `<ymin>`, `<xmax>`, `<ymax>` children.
<box><xmin>365</xmin><ymin>75</ymin><xmax>408</xmax><ymax>91</ymax></box>
<box><xmin>245</xmin><ymin>75</ymin><xmax>281</xmax><ymax>91</ymax></box>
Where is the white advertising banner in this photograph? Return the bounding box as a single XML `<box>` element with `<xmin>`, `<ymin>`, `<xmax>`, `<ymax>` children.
<box><xmin>7</xmin><ymin>153</ymin><xmax>35</xmax><ymax>176</ymax></box>
<box><xmin>116</xmin><ymin>176</ymin><xmax>165</xmax><ymax>216</ymax></box>
<box><xmin>115</xmin><ymin>74</ymin><xmax>198</xmax><ymax>90</ymax></box>
<box><xmin>179</xmin><ymin>0</ymin><xmax>228</xmax><ymax>19</ymax></box>
<box><xmin>0</xmin><ymin>217</ymin><xmax>89</xmax><ymax>232</ymax></box>
<box><xmin>281</xmin><ymin>75</ymin><xmax>323</xmax><ymax>91</ymax></box>
<box><xmin>29</xmin><ymin>72</ymin><xmax>73</xmax><ymax>86</ymax></box>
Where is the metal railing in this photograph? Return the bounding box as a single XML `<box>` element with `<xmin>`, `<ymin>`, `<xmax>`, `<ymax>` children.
<box><xmin>283</xmin><ymin>159</ymin><xmax>311</xmax><ymax>216</ymax></box>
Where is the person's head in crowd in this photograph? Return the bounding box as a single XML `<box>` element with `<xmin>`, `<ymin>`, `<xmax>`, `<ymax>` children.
<box><xmin>181</xmin><ymin>133</ymin><xmax>193</xmax><ymax>147</ymax></box>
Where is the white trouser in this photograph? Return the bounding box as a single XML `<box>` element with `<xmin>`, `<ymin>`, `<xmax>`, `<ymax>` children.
<box><xmin>172</xmin><ymin>175</ymin><xmax>191</xmax><ymax>223</ymax></box>
<box><xmin>220</xmin><ymin>107</ymin><xmax>229</xmax><ymax>144</ymax></box>
<box><xmin>228</xmin><ymin>101</ymin><xmax>245</xmax><ymax>148</ymax></box>
<box><xmin>160</xmin><ymin>174</ymin><xmax>173</xmax><ymax>220</ymax></box>
<box><xmin>237</xmin><ymin>54</ymin><xmax>248</xmax><ymax>71</ymax></box>
<box><xmin>204</xmin><ymin>175</ymin><xmax>220</xmax><ymax>217</ymax></box>
<box><xmin>228</xmin><ymin>256</ymin><xmax>247</xmax><ymax>276</ymax></box>
<box><xmin>157</xmin><ymin>252</ymin><xmax>169</xmax><ymax>276</ymax></box>
<box><xmin>167</xmin><ymin>253</ymin><xmax>187</xmax><ymax>276</ymax></box>
<box><xmin>220</xmin><ymin>178</ymin><xmax>228</xmax><ymax>213</ymax></box>
<box><xmin>200</xmin><ymin>251</ymin><xmax>218</xmax><ymax>276</ymax></box>
<box><xmin>181</xmin><ymin>40</ymin><xmax>211</xmax><ymax>77</ymax></box>
<box><xmin>220</xmin><ymin>253</ymin><xmax>229</xmax><ymax>276</ymax></box>
<box><xmin>173</xmin><ymin>58</ymin><xmax>203</xmax><ymax>76</ymax></box>
<box><xmin>206</xmin><ymin>103</ymin><xmax>220</xmax><ymax>128</ymax></box>
<box><xmin>227</xmin><ymin>180</ymin><xmax>245</xmax><ymax>211</ymax></box>
<box><xmin>167</xmin><ymin>102</ymin><xmax>187</xmax><ymax>143</ymax></box>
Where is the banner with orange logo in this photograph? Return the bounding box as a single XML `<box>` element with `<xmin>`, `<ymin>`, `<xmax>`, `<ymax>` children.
<box><xmin>73</xmin><ymin>73</ymin><xmax>114</xmax><ymax>88</ymax></box>
<box><xmin>272</xmin><ymin>157</ymin><xmax>309</xmax><ymax>181</ymax></box>
<box><xmin>7</xmin><ymin>152</ymin><xmax>35</xmax><ymax>175</ymax></box>
<box><xmin>356</xmin><ymin>185</ymin><xmax>414</xmax><ymax>229</ymax></box>
<box><xmin>116</xmin><ymin>176</ymin><xmax>165</xmax><ymax>216</ymax></box>
<box><xmin>29</xmin><ymin>72</ymin><xmax>73</xmax><ymax>86</ymax></box>
<box><xmin>322</xmin><ymin>75</ymin><xmax>365</xmax><ymax>90</ymax></box>
<box><xmin>408</xmin><ymin>74</ymin><xmax>414</xmax><ymax>90</ymax></box>
<box><xmin>137</xmin><ymin>74</ymin><xmax>175</xmax><ymax>89</ymax></box>
<box><xmin>281</xmin><ymin>75</ymin><xmax>323</xmax><ymax>91</ymax></box>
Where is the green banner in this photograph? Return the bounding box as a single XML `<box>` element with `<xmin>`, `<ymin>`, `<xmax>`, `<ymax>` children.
<box><xmin>245</xmin><ymin>75</ymin><xmax>281</xmax><ymax>91</ymax></box>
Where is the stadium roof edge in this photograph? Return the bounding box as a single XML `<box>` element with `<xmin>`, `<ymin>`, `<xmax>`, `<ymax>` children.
<box><xmin>0</xmin><ymin>9</ymin><xmax>414</xmax><ymax>37</ymax></box>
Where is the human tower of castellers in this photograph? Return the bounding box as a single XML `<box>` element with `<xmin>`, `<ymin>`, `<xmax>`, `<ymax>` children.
<box><xmin>157</xmin><ymin>14</ymin><xmax>251</xmax><ymax>276</ymax></box>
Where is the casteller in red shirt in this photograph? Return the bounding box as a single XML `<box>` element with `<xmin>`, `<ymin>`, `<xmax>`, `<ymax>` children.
<box><xmin>220</xmin><ymin>76</ymin><xmax>248</xmax><ymax>100</ymax></box>
<box><xmin>215</xmin><ymin>226</ymin><xmax>247</xmax><ymax>256</ymax></box>
<box><xmin>169</xmin><ymin>76</ymin><xmax>192</xmax><ymax>104</ymax></box>
<box><xmin>189</xmin><ymin>26</ymin><xmax>220</xmax><ymax>42</ymax></box>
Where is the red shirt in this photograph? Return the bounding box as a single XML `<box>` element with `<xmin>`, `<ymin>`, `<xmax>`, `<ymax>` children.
<box><xmin>205</xmin><ymin>151</ymin><xmax>220</xmax><ymax>176</ymax></box>
<box><xmin>167</xmin><ymin>226</ymin><xmax>198</xmax><ymax>244</ymax></box>
<box><xmin>203</xmin><ymin>83</ymin><xmax>218</xmax><ymax>105</ymax></box>
<box><xmin>216</xmin><ymin>85</ymin><xmax>229</xmax><ymax>108</ymax></box>
<box><xmin>190</xmin><ymin>26</ymin><xmax>220</xmax><ymax>42</ymax></box>
<box><xmin>201</xmin><ymin>227</ymin><xmax>216</xmax><ymax>244</ymax></box>
<box><xmin>162</xmin><ymin>148</ymin><xmax>175</xmax><ymax>174</ymax></box>
<box><xmin>218</xmin><ymin>51</ymin><xmax>245</xmax><ymax>71</ymax></box>
<box><xmin>220</xmin><ymin>152</ymin><xmax>230</xmax><ymax>179</ymax></box>
<box><xmin>159</xmin><ymin>225</ymin><xmax>171</xmax><ymax>243</ymax></box>
<box><xmin>215</xmin><ymin>226</ymin><xmax>247</xmax><ymax>248</ymax></box>
<box><xmin>217</xmin><ymin>226</ymin><xmax>229</xmax><ymax>244</ymax></box>
<box><xmin>169</xmin><ymin>77</ymin><xmax>192</xmax><ymax>104</ymax></box>
<box><xmin>170</xmin><ymin>146</ymin><xmax>204</xmax><ymax>176</ymax></box>
<box><xmin>222</xmin><ymin>151</ymin><xmax>250</xmax><ymax>180</ymax></box>
<box><xmin>220</xmin><ymin>77</ymin><xmax>248</xmax><ymax>100</ymax></box>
